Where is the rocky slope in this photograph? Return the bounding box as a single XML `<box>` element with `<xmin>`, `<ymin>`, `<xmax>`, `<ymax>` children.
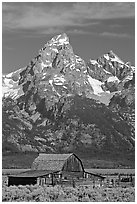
<box><xmin>2</xmin><ymin>33</ymin><xmax>135</xmax><ymax>159</ymax></box>
<box><xmin>87</xmin><ymin>49</ymin><xmax>135</xmax><ymax>128</ymax></box>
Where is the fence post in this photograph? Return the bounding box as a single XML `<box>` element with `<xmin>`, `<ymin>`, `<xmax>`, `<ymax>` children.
<box><xmin>100</xmin><ymin>179</ymin><xmax>102</xmax><ymax>187</ymax></box>
<box><xmin>72</xmin><ymin>179</ymin><xmax>76</xmax><ymax>188</ymax></box>
<box><xmin>93</xmin><ymin>179</ymin><xmax>95</xmax><ymax>188</ymax></box>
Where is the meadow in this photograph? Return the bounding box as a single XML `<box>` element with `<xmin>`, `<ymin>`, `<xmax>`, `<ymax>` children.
<box><xmin>2</xmin><ymin>182</ymin><xmax>135</xmax><ymax>202</ymax></box>
<box><xmin>2</xmin><ymin>170</ymin><xmax>135</xmax><ymax>202</ymax></box>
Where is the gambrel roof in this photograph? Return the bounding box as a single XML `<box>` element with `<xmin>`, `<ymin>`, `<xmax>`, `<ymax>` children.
<box><xmin>31</xmin><ymin>153</ymin><xmax>74</xmax><ymax>171</ymax></box>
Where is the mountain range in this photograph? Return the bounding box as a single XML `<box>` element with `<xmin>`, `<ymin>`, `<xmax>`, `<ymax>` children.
<box><xmin>2</xmin><ymin>33</ymin><xmax>135</xmax><ymax>167</ymax></box>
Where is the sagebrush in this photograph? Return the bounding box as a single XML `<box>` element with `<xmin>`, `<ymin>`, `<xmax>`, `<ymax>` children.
<box><xmin>2</xmin><ymin>184</ymin><xmax>135</xmax><ymax>202</ymax></box>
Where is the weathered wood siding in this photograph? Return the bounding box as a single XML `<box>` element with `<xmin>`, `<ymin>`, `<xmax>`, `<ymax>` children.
<box><xmin>62</xmin><ymin>154</ymin><xmax>84</xmax><ymax>172</ymax></box>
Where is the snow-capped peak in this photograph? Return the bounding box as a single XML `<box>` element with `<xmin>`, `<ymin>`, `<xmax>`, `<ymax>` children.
<box><xmin>47</xmin><ymin>33</ymin><xmax>69</xmax><ymax>46</ymax></box>
<box><xmin>2</xmin><ymin>33</ymin><xmax>135</xmax><ymax>108</ymax></box>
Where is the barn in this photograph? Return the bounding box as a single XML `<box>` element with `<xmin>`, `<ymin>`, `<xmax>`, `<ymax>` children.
<box><xmin>8</xmin><ymin>153</ymin><xmax>105</xmax><ymax>186</ymax></box>
<box><xmin>31</xmin><ymin>153</ymin><xmax>84</xmax><ymax>172</ymax></box>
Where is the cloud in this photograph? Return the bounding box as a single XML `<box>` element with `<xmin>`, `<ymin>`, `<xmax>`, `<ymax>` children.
<box><xmin>35</xmin><ymin>27</ymin><xmax>65</xmax><ymax>35</ymax></box>
<box><xmin>100</xmin><ymin>32</ymin><xmax>133</xmax><ymax>39</ymax></box>
<box><xmin>72</xmin><ymin>2</ymin><xmax>134</xmax><ymax>19</ymax></box>
<box><xmin>67</xmin><ymin>29</ymin><xmax>91</xmax><ymax>35</ymax></box>
<box><xmin>2</xmin><ymin>2</ymin><xmax>135</xmax><ymax>34</ymax></box>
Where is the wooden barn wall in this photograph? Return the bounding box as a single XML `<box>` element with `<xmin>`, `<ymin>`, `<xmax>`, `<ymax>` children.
<box><xmin>62</xmin><ymin>155</ymin><xmax>84</xmax><ymax>172</ymax></box>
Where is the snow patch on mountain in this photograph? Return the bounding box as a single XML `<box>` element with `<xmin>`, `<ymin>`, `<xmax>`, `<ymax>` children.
<box><xmin>53</xmin><ymin>75</ymin><xmax>66</xmax><ymax>85</ymax></box>
<box><xmin>3</xmin><ymin>86</ymin><xmax>24</xmax><ymax>99</ymax></box>
<box><xmin>104</xmin><ymin>54</ymin><xmax>109</xmax><ymax>60</ymax></box>
<box><xmin>103</xmin><ymin>69</ymin><xmax>112</xmax><ymax>75</ymax></box>
<box><xmin>2</xmin><ymin>67</ymin><xmax>26</xmax><ymax>98</ymax></box>
<box><xmin>2</xmin><ymin>77</ymin><xmax>24</xmax><ymax>99</ymax></box>
<box><xmin>107</xmin><ymin>76</ymin><xmax>120</xmax><ymax>83</ymax></box>
<box><xmin>87</xmin><ymin>75</ymin><xmax>104</xmax><ymax>95</ymax></box>
<box><xmin>89</xmin><ymin>59</ymin><xmax>98</xmax><ymax>65</ymax></box>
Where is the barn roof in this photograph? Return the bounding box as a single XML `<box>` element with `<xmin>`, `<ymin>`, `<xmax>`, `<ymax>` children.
<box><xmin>31</xmin><ymin>153</ymin><xmax>73</xmax><ymax>171</ymax></box>
<box><xmin>85</xmin><ymin>171</ymin><xmax>105</xmax><ymax>179</ymax></box>
<box><xmin>38</xmin><ymin>153</ymin><xmax>73</xmax><ymax>160</ymax></box>
<box><xmin>8</xmin><ymin>170</ymin><xmax>56</xmax><ymax>178</ymax></box>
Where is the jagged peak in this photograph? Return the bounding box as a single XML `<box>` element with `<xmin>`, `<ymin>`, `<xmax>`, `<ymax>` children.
<box><xmin>108</xmin><ymin>50</ymin><xmax>116</xmax><ymax>56</ymax></box>
<box><xmin>89</xmin><ymin>50</ymin><xmax>125</xmax><ymax>65</ymax></box>
<box><xmin>107</xmin><ymin>50</ymin><xmax>124</xmax><ymax>64</ymax></box>
<box><xmin>47</xmin><ymin>33</ymin><xmax>69</xmax><ymax>46</ymax></box>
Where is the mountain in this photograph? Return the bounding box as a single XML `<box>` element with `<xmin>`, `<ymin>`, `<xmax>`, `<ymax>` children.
<box><xmin>87</xmin><ymin>49</ymin><xmax>135</xmax><ymax>130</ymax></box>
<box><xmin>2</xmin><ymin>33</ymin><xmax>135</xmax><ymax>166</ymax></box>
<box><xmin>87</xmin><ymin>50</ymin><xmax>134</xmax><ymax>93</ymax></box>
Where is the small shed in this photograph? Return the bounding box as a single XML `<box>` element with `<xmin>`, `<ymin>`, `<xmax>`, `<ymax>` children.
<box><xmin>8</xmin><ymin>170</ymin><xmax>55</xmax><ymax>186</ymax></box>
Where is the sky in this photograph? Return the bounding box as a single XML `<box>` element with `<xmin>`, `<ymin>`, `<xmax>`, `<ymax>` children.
<box><xmin>2</xmin><ymin>2</ymin><xmax>135</xmax><ymax>74</ymax></box>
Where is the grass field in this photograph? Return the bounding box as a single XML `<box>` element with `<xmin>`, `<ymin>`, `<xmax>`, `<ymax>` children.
<box><xmin>2</xmin><ymin>182</ymin><xmax>135</xmax><ymax>202</ymax></box>
<box><xmin>2</xmin><ymin>167</ymin><xmax>135</xmax><ymax>202</ymax></box>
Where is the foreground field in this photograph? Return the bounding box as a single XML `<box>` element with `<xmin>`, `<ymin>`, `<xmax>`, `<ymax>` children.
<box><xmin>2</xmin><ymin>184</ymin><xmax>135</xmax><ymax>202</ymax></box>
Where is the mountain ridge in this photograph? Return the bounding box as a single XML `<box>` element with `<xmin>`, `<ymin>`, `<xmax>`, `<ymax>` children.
<box><xmin>2</xmin><ymin>33</ymin><xmax>135</xmax><ymax>165</ymax></box>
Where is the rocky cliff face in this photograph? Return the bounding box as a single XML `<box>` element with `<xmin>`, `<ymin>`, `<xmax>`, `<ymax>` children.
<box><xmin>87</xmin><ymin>50</ymin><xmax>134</xmax><ymax>92</ymax></box>
<box><xmin>2</xmin><ymin>33</ymin><xmax>135</xmax><ymax>157</ymax></box>
<box><xmin>87</xmin><ymin>49</ymin><xmax>135</xmax><ymax>131</ymax></box>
